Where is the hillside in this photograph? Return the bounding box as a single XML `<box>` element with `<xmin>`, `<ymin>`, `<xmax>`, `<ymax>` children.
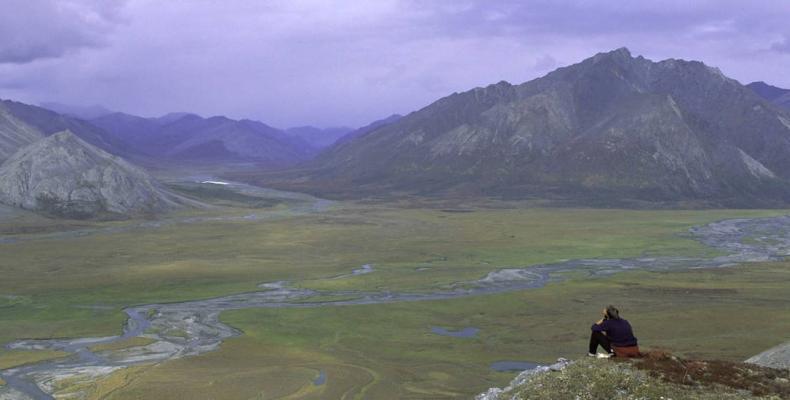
<box><xmin>274</xmin><ymin>48</ymin><xmax>790</xmax><ymax>207</ymax></box>
<box><xmin>0</xmin><ymin>99</ymin><xmax>125</xmax><ymax>157</ymax></box>
<box><xmin>0</xmin><ymin>131</ymin><xmax>189</xmax><ymax>219</ymax></box>
<box><xmin>0</xmin><ymin>102</ymin><xmax>43</xmax><ymax>163</ymax></box>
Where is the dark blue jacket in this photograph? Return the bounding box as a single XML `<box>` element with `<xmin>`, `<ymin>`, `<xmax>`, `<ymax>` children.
<box><xmin>591</xmin><ymin>318</ymin><xmax>638</xmax><ymax>347</ymax></box>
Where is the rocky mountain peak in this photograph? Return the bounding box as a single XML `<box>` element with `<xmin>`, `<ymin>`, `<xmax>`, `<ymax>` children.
<box><xmin>290</xmin><ymin>48</ymin><xmax>790</xmax><ymax>207</ymax></box>
<box><xmin>591</xmin><ymin>46</ymin><xmax>633</xmax><ymax>62</ymax></box>
<box><xmin>0</xmin><ymin>130</ymin><xmax>189</xmax><ymax>219</ymax></box>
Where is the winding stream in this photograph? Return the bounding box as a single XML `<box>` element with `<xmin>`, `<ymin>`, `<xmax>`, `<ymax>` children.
<box><xmin>3</xmin><ymin>213</ymin><xmax>790</xmax><ymax>399</ymax></box>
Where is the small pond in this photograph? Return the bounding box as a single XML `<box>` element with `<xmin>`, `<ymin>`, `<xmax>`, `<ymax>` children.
<box><xmin>430</xmin><ymin>327</ymin><xmax>480</xmax><ymax>338</ymax></box>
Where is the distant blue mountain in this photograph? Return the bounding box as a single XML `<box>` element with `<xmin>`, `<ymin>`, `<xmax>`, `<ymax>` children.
<box><xmin>91</xmin><ymin>112</ymin><xmax>316</xmax><ymax>167</ymax></box>
<box><xmin>38</xmin><ymin>102</ymin><xmax>113</xmax><ymax>120</ymax></box>
<box><xmin>285</xmin><ymin>126</ymin><xmax>353</xmax><ymax>148</ymax></box>
<box><xmin>747</xmin><ymin>81</ymin><xmax>790</xmax><ymax>110</ymax></box>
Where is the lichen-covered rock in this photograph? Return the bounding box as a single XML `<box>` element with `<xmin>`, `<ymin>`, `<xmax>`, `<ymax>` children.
<box><xmin>476</xmin><ymin>358</ymin><xmax>572</xmax><ymax>400</ymax></box>
<box><xmin>746</xmin><ymin>341</ymin><xmax>790</xmax><ymax>370</ymax></box>
<box><xmin>0</xmin><ymin>131</ymin><xmax>188</xmax><ymax>219</ymax></box>
<box><xmin>479</xmin><ymin>354</ymin><xmax>789</xmax><ymax>400</ymax></box>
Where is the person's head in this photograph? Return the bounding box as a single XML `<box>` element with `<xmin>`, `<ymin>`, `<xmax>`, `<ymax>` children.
<box><xmin>603</xmin><ymin>305</ymin><xmax>621</xmax><ymax>320</ymax></box>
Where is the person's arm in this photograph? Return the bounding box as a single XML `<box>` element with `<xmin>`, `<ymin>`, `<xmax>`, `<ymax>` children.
<box><xmin>591</xmin><ymin>319</ymin><xmax>607</xmax><ymax>332</ymax></box>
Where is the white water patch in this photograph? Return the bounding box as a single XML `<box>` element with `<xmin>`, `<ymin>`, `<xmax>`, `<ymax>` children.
<box><xmin>477</xmin><ymin>269</ymin><xmax>541</xmax><ymax>284</ymax></box>
<box><xmin>737</xmin><ymin>148</ymin><xmax>776</xmax><ymax>179</ymax></box>
<box><xmin>257</xmin><ymin>281</ymin><xmax>288</xmax><ymax>290</ymax></box>
<box><xmin>103</xmin><ymin>341</ymin><xmax>182</xmax><ymax>364</ymax></box>
<box><xmin>34</xmin><ymin>366</ymin><xmax>124</xmax><ymax>397</ymax></box>
<box><xmin>330</xmin><ymin>264</ymin><xmax>374</xmax><ymax>280</ymax></box>
<box><xmin>201</xmin><ymin>180</ymin><xmax>229</xmax><ymax>185</ymax></box>
<box><xmin>0</xmin><ymin>387</ymin><xmax>33</xmax><ymax>400</ymax></box>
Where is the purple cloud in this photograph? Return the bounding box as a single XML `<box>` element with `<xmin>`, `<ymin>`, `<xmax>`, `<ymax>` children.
<box><xmin>772</xmin><ymin>37</ymin><xmax>790</xmax><ymax>53</ymax></box>
<box><xmin>0</xmin><ymin>0</ymin><xmax>789</xmax><ymax>127</ymax></box>
<box><xmin>0</xmin><ymin>0</ymin><xmax>126</xmax><ymax>64</ymax></box>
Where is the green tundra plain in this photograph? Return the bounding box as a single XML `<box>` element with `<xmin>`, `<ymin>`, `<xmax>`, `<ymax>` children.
<box><xmin>1</xmin><ymin>190</ymin><xmax>789</xmax><ymax>399</ymax></box>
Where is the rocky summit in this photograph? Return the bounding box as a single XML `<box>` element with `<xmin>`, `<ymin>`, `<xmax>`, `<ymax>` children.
<box><xmin>0</xmin><ymin>130</ymin><xmax>189</xmax><ymax>219</ymax></box>
<box><xmin>292</xmin><ymin>48</ymin><xmax>790</xmax><ymax>207</ymax></box>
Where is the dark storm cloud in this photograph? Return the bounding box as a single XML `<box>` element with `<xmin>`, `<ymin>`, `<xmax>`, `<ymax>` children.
<box><xmin>1</xmin><ymin>0</ymin><xmax>789</xmax><ymax>127</ymax></box>
<box><xmin>0</xmin><ymin>0</ymin><xmax>126</xmax><ymax>64</ymax></box>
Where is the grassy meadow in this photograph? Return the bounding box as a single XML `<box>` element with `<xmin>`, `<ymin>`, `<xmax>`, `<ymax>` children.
<box><xmin>0</xmin><ymin>199</ymin><xmax>789</xmax><ymax>398</ymax></box>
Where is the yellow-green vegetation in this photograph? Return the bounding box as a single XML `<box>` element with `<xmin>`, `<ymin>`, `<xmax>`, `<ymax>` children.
<box><xmin>0</xmin><ymin>349</ymin><xmax>69</xmax><ymax>370</ymax></box>
<box><xmin>0</xmin><ymin>203</ymin><xmax>789</xmax><ymax>398</ymax></box>
<box><xmin>89</xmin><ymin>337</ymin><xmax>157</xmax><ymax>353</ymax></box>
<box><xmin>2</xmin><ymin>205</ymin><xmax>780</xmax><ymax>345</ymax></box>
<box><xmin>106</xmin><ymin>262</ymin><xmax>790</xmax><ymax>399</ymax></box>
<box><xmin>52</xmin><ymin>365</ymin><xmax>150</xmax><ymax>400</ymax></box>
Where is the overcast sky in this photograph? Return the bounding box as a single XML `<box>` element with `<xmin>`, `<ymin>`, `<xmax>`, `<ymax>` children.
<box><xmin>1</xmin><ymin>0</ymin><xmax>789</xmax><ymax>128</ymax></box>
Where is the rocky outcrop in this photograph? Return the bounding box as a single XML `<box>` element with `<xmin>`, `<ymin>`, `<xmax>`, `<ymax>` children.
<box><xmin>746</xmin><ymin>341</ymin><xmax>790</xmax><ymax>370</ymax></box>
<box><xmin>476</xmin><ymin>358</ymin><xmax>572</xmax><ymax>400</ymax></box>
<box><xmin>0</xmin><ymin>131</ymin><xmax>189</xmax><ymax>219</ymax></box>
<box><xmin>477</xmin><ymin>353</ymin><xmax>790</xmax><ymax>400</ymax></box>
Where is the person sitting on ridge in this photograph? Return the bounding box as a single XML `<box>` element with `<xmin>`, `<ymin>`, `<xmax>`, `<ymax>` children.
<box><xmin>588</xmin><ymin>305</ymin><xmax>639</xmax><ymax>358</ymax></box>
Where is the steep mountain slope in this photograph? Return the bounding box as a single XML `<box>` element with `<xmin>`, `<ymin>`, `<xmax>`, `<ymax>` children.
<box><xmin>285</xmin><ymin>126</ymin><xmax>353</xmax><ymax>148</ymax></box>
<box><xmin>1</xmin><ymin>99</ymin><xmax>125</xmax><ymax>156</ymax></box>
<box><xmin>748</xmin><ymin>81</ymin><xmax>790</xmax><ymax>110</ymax></box>
<box><xmin>91</xmin><ymin>113</ymin><xmax>315</xmax><ymax>167</ymax></box>
<box><xmin>333</xmin><ymin>114</ymin><xmax>402</xmax><ymax>145</ymax></box>
<box><xmin>296</xmin><ymin>48</ymin><xmax>790</xmax><ymax>207</ymax></box>
<box><xmin>0</xmin><ymin>103</ymin><xmax>44</xmax><ymax>163</ymax></box>
<box><xmin>0</xmin><ymin>131</ymin><xmax>188</xmax><ymax>219</ymax></box>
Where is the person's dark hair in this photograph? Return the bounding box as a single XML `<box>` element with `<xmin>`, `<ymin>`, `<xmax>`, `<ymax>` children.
<box><xmin>605</xmin><ymin>305</ymin><xmax>621</xmax><ymax>320</ymax></box>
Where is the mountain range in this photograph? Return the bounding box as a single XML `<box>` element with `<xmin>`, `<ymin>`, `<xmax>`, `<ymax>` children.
<box><xmin>90</xmin><ymin>112</ymin><xmax>317</xmax><ymax>167</ymax></box>
<box><xmin>285</xmin><ymin>126</ymin><xmax>354</xmax><ymax>148</ymax></box>
<box><xmin>262</xmin><ymin>48</ymin><xmax>790</xmax><ymax>207</ymax></box>
<box><xmin>0</xmin><ymin>98</ymin><xmax>399</xmax><ymax>217</ymax></box>
<box><xmin>4</xmin><ymin>48</ymin><xmax>790</xmax><ymax>213</ymax></box>
<box><xmin>748</xmin><ymin>81</ymin><xmax>790</xmax><ymax>110</ymax></box>
<box><xmin>38</xmin><ymin>102</ymin><xmax>114</xmax><ymax>120</ymax></box>
<box><xmin>0</xmin><ymin>100</ymin><xmax>125</xmax><ymax>160</ymax></box>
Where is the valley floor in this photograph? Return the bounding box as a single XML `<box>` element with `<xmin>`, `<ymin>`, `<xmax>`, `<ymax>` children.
<box><xmin>0</xmin><ymin>181</ymin><xmax>788</xmax><ymax>399</ymax></box>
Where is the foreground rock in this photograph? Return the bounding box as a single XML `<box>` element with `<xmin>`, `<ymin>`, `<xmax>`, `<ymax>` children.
<box><xmin>747</xmin><ymin>341</ymin><xmax>790</xmax><ymax>370</ymax></box>
<box><xmin>478</xmin><ymin>353</ymin><xmax>790</xmax><ymax>400</ymax></box>
<box><xmin>0</xmin><ymin>131</ymin><xmax>191</xmax><ymax>219</ymax></box>
<box><xmin>476</xmin><ymin>358</ymin><xmax>572</xmax><ymax>400</ymax></box>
